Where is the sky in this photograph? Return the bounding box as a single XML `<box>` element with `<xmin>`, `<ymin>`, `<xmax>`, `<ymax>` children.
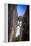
<box><xmin>16</xmin><ymin>4</ymin><xmax>27</xmax><ymax>16</ymax></box>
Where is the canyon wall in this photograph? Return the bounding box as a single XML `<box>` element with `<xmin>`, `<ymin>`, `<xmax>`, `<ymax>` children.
<box><xmin>8</xmin><ymin>4</ymin><xmax>18</xmax><ymax>42</ymax></box>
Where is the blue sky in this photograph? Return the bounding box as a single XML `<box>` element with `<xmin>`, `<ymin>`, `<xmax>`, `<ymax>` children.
<box><xmin>16</xmin><ymin>4</ymin><xmax>27</xmax><ymax>16</ymax></box>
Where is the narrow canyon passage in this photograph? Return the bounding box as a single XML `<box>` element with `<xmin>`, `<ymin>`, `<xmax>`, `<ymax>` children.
<box><xmin>16</xmin><ymin>21</ymin><xmax>22</xmax><ymax>40</ymax></box>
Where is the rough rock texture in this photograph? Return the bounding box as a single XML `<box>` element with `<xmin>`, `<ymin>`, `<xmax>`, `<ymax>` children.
<box><xmin>8</xmin><ymin>4</ymin><xmax>18</xmax><ymax>42</ymax></box>
<box><xmin>21</xmin><ymin>5</ymin><xmax>29</xmax><ymax>41</ymax></box>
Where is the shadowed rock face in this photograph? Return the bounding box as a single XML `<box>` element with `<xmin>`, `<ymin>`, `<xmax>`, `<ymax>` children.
<box><xmin>21</xmin><ymin>5</ymin><xmax>29</xmax><ymax>41</ymax></box>
<box><xmin>8</xmin><ymin>4</ymin><xmax>18</xmax><ymax>42</ymax></box>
